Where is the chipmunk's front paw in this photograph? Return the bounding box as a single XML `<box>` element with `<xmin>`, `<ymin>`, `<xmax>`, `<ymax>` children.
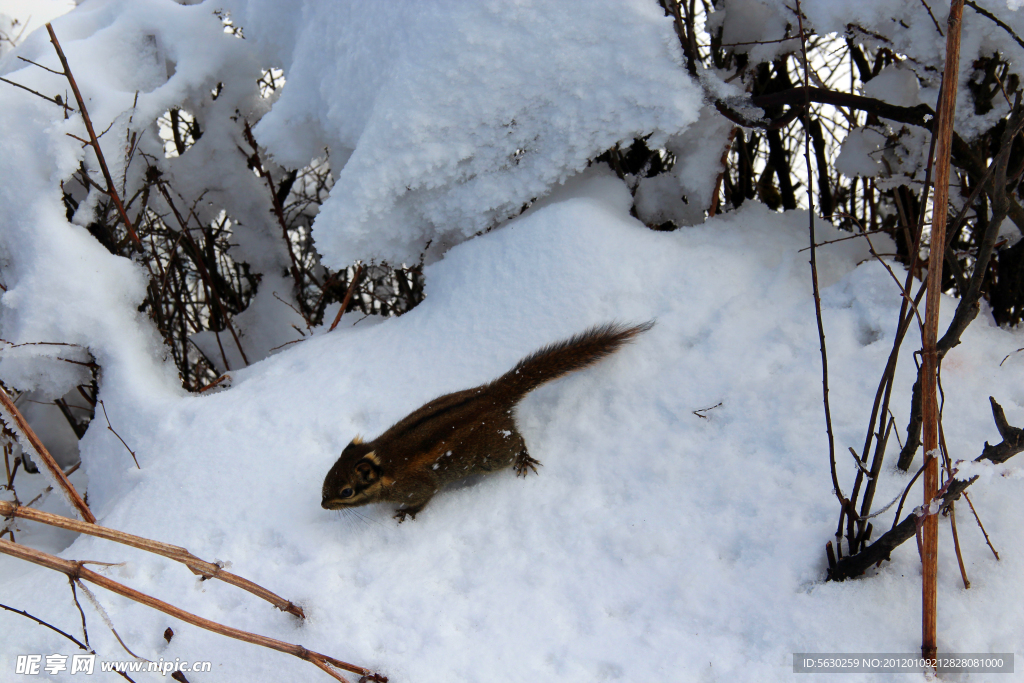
<box><xmin>394</xmin><ymin>508</ymin><xmax>419</xmax><ymax>523</ymax></box>
<box><xmin>514</xmin><ymin>452</ymin><xmax>542</xmax><ymax>477</ymax></box>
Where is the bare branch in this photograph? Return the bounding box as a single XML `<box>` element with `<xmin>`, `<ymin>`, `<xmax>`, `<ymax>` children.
<box><xmin>0</xmin><ymin>75</ymin><xmax>74</xmax><ymax>112</ymax></box>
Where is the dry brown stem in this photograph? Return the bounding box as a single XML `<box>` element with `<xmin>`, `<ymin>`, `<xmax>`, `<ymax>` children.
<box><xmin>0</xmin><ymin>539</ymin><xmax>383</xmax><ymax>682</ymax></box>
<box><xmin>0</xmin><ymin>499</ymin><xmax>304</xmax><ymax>619</ymax></box>
<box><xmin>0</xmin><ymin>388</ymin><xmax>94</xmax><ymax>523</ymax></box>
<box><xmin>920</xmin><ymin>0</ymin><xmax>964</xmax><ymax>660</ymax></box>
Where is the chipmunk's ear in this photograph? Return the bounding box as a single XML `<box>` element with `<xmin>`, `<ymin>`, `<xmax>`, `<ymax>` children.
<box><xmin>355</xmin><ymin>455</ymin><xmax>380</xmax><ymax>483</ymax></box>
<box><xmin>341</xmin><ymin>435</ymin><xmax>363</xmax><ymax>455</ymax></box>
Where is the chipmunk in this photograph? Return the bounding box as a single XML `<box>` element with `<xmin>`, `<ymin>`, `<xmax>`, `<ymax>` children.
<box><xmin>321</xmin><ymin>321</ymin><xmax>653</xmax><ymax>522</ymax></box>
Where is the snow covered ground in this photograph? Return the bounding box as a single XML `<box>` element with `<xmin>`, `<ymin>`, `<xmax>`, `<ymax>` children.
<box><xmin>2</xmin><ymin>170</ymin><xmax>1023</xmax><ymax>682</ymax></box>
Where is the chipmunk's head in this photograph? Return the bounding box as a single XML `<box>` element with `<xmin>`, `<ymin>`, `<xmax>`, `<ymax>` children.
<box><xmin>321</xmin><ymin>436</ymin><xmax>387</xmax><ymax>510</ymax></box>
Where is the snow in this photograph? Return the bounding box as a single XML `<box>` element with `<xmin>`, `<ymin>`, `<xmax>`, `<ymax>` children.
<box><xmin>835</xmin><ymin>127</ymin><xmax>886</xmax><ymax>178</ymax></box>
<box><xmin>1</xmin><ymin>0</ymin><xmax>1023</xmax><ymax>681</ymax></box>
<box><xmin>955</xmin><ymin>459</ymin><xmax>1022</xmax><ymax>483</ymax></box>
<box><xmin>635</xmin><ymin>105</ymin><xmax>735</xmax><ymax>227</ymax></box>
<box><xmin>0</xmin><ymin>90</ymin><xmax>174</xmax><ymax>403</ymax></box>
<box><xmin>2</xmin><ymin>170</ymin><xmax>1023</xmax><ymax>682</ymax></box>
<box><xmin>863</xmin><ymin>65</ymin><xmax>924</xmax><ymax>109</ymax></box>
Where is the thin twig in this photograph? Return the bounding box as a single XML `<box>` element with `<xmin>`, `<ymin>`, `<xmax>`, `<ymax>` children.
<box><xmin>0</xmin><ymin>602</ymin><xmax>87</xmax><ymax>652</ymax></box>
<box><xmin>847</xmin><ymin>447</ymin><xmax>873</xmax><ymax>476</ymax></box>
<box><xmin>692</xmin><ymin>402</ymin><xmax>723</xmax><ymax>419</ymax></box>
<box><xmin>98</xmin><ymin>400</ymin><xmax>140</xmax><ymax>469</ymax></box>
<box><xmin>75</xmin><ymin>579</ymin><xmax>146</xmax><ymax>660</ymax></box>
<box><xmin>796</xmin><ymin>229</ymin><xmax>889</xmax><ymax>252</ymax></box>
<box><xmin>862</xmin><ymin>228</ymin><xmax>926</xmax><ymax>329</ymax></box>
<box><xmin>16</xmin><ymin>55</ymin><xmax>65</xmax><ymax>76</ymax></box>
<box><xmin>267</xmin><ymin>339</ymin><xmax>305</xmax><ymax>353</ymax></box>
<box><xmin>963</xmin><ymin>491</ymin><xmax>999</xmax><ymax>559</ymax></box>
<box><xmin>53</xmin><ymin>398</ymin><xmax>87</xmax><ymax>440</ymax></box>
<box><xmin>197</xmin><ymin>374</ymin><xmax>231</xmax><ymax>393</ymax></box>
<box><xmin>891</xmin><ymin>461</ymin><xmax>927</xmax><ymax>533</ymax></box>
<box><xmin>919</xmin><ymin>0</ymin><xmax>945</xmax><ymax>36</ymax></box>
<box><xmin>0</xmin><ymin>602</ymin><xmax>140</xmax><ymax>681</ymax></box>
<box><xmin>718</xmin><ymin>35</ymin><xmax>800</xmax><ymax>48</ymax></box>
<box><xmin>0</xmin><ymin>75</ymin><xmax>74</xmax><ymax>112</ymax></box>
<box><xmin>948</xmin><ymin>503</ymin><xmax>970</xmax><ymax>588</ymax></box>
<box><xmin>836</xmin><ymin>211</ymin><xmax>927</xmax><ymax>331</ymax></box>
<box><xmin>857</xmin><ymin>488</ymin><xmax>903</xmax><ymax>521</ymax></box>
<box><xmin>68</xmin><ymin>577</ymin><xmax>91</xmax><ymax>647</ymax></box>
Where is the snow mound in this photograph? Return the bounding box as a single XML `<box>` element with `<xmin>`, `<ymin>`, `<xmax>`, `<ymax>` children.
<box><xmin>226</xmin><ymin>0</ymin><xmax>701</xmax><ymax>265</ymax></box>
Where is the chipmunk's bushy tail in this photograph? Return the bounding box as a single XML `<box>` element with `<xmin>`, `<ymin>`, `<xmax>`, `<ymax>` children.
<box><xmin>490</xmin><ymin>321</ymin><xmax>654</xmax><ymax>402</ymax></box>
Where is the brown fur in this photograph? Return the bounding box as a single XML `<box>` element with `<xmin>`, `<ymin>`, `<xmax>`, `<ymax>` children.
<box><xmin>321</xmin><ymin>322</ymin><xmax>653</xmax><ymax>521</ymax></box>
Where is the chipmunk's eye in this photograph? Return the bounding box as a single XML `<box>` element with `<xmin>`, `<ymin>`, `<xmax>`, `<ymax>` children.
<box><xmin>340</xmin><ymin>488</ymin><xmax>354</xmax><ymax>499</ymax></box>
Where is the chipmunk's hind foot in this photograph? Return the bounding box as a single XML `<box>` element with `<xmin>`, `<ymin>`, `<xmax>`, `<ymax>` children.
<box><xmin>514</xmin><ymin>449</ymin><xmax>542</xmax><ymax>477</ymax></box>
